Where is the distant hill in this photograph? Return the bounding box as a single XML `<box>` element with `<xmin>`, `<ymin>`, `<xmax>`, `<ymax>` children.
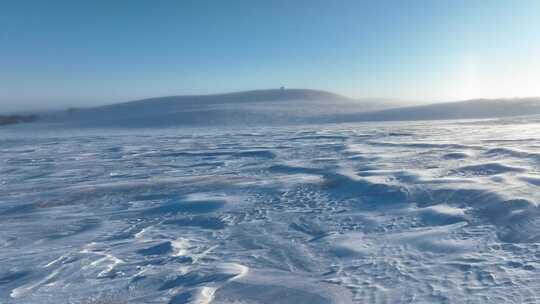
<box><xmin>328</xmin><ymin>97</ymin><xmax>540</xmax><ymax>123</ymax></box>
<box><xmin>46</xmin><ymin>89</ymin><xmax>395</xmax><ymax>127</ymax></box>
<box><xmin>39</xmin><ymin>90</ymin><xmax>540</xmax><ymax>127</ymax></box>
<box><xmin>104</xmin><ymin>88</ymin><xmax>353</xmax><ymax>107</ymax></box>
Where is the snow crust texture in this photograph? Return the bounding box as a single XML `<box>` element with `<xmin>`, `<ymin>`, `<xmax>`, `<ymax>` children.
<box><xmin>1</xmin><ymin>118</ymin><xmax>540</xmax><ymax>303</ymax></box>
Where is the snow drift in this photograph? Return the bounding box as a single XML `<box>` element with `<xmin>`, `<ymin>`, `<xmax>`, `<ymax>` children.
<box><xmin>2</xmin><ymin>116</ymin><xmax>540</xmax><ymax>303</ymax></box>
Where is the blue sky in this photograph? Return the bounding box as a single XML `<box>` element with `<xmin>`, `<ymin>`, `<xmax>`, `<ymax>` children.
<box><xmin>1</xmin><ymin>0</ymin><xmax>540</xmax><ymax>111</ymax></box>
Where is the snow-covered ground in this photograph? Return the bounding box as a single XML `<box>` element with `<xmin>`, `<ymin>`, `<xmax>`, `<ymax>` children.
<box><xmin>1</xmin><ymin>117</ymin><xmax>540</xmax><ymax>303</ymax></box>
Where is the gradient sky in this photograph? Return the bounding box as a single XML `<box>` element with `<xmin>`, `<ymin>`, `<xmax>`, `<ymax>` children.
<box><xmin>1</xmin><ymin>0</ymin><xmax>540</xmax><ymax>112</ymax></box>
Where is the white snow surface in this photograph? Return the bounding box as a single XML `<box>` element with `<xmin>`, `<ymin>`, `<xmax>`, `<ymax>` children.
<box><xmin>1</xmin><ymin>117</ymin><xmax>540</xmax><ymax>303</ymax></box>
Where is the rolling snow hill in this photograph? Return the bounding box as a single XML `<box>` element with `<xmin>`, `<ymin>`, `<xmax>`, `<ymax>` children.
<box><xmin>37</xmin><ymin>90</ymin><xmax>540</xmax><ymax>127</ymax></box>
<box><xmin>42</xmin><ymin>89</ymin><xmax>395</xmax><ymax>127</ymax></box>
<box><xmin>330</xmin><ymin>97</ymin><xmax>540</xmax><ymax>123</ymax></box>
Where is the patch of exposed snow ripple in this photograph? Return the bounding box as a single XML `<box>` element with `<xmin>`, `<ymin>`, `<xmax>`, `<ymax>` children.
<box><xmin>1</xmin><ymin>119</ymin><xmax>540</xmax><ymax>303</ymax></box>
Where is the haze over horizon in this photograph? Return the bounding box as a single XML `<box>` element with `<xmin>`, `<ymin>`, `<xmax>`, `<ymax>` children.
<box><xmin>2</xmin><ymin>0</ymin><xmax>540</xmax><ymax>112</ymax></box>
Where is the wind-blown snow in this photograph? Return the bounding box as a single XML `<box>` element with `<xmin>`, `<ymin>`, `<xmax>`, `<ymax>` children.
<box><xmin>1</xmin><ymin>117</ymin><xmax>540</xmax><ymax>303</ymax></box>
